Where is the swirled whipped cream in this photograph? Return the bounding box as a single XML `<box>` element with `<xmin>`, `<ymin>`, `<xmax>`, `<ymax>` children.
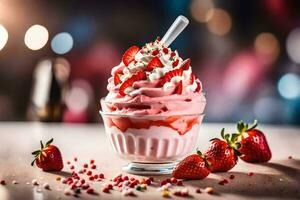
<box><xmin>102</xmin><ymin>37</ymin><xmax>206</xmax><ymax>115</ymax></box>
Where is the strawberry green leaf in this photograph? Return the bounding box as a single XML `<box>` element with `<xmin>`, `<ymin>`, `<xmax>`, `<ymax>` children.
<box><xmin>45</xmin><ymin>138</ymin><xmax>53</xmax><ymax>147</ymax></box>
<box><xmin>31</xmin><ymin>159</ymin><xmax>36</xmax><ymax>166</ymax></box>
<box><xmin>247</xmin><ymin>119</ymin><xmax>258</xmax><ymax>131</ymax></box>
<box><xmin>221</xmin><ymin>128</ymin><xmax>225</xmax><ymax>139</ymax></box>
<box><xmin>40</xmin><ymin>140</ymin><xmax>44</xmax><ymax>149</ymax></box>
<box><xmin>31</xmin><ymin>150</ymin><xmax>40</xmax><ymax>155</ymax></box>
<box><xmin>231</xmin><ymin>133</ymin><xmax>239</xmax><ymax>142</ymax></box>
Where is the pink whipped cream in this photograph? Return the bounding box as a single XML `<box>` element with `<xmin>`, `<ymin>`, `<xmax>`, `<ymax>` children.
<box><xmin>102</xmin><ymin>37</ymin><xmax>206</xmax><ymax>116</ymax></box>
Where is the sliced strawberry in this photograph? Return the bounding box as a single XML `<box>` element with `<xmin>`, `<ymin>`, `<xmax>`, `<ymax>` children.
<box><xmin>174</xmin><ymin>81</ymin><xmax>183</xmax><ymax>95</ymax></box>
<box><xmin>146</xmin><ymin>57</ymin><xmax>163</xmax><ymax>71</ymax></box>
<box><xmin>156</xmin><ymin>36</ymin><xmax>161</xmax><ymax>41</ymax></box>
<box><xmin>172</xmin><ymin>59</ymin><xmax>179</xmax><ymax>67</ymax></box>
<box><xmin>152</xmin><ymin>49</ymin><xmax>159</xmax><ymax>56</ymax></box>
<box><xmin>114</xmin><ymin>73</ymin><xmax>122</xmax><ymax>85</ymax></box>
<box><xmin>119</xmin><ymin>71</ymin><xmax>147</xmax><ymax>96</ymax></box>
<box><xmin>189</xmin><ymin>73</ymin><xmax>195</xmax><ymax>85</ymax></box>
<box><xmin>158</xmin><ymin>68</ymin><xmax>183</xmax><ymax>87</ymax></box>
<box><xmin>122</xmin><ymin>46</ymin><xmax>140</xmax><ymax>66</ymax></box>
<box><xmin>195</xmin><ymin>79</ymin><xmax>202</xmax><ymax>92</ymax></box>
<box><xmin>181</xmin><ymin>58</ymin><xmax>191</xmax><ymax>70</ymax></box>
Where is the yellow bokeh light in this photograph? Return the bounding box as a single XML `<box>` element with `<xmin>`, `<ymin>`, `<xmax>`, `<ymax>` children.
<box><xmin>24</xmin><ymin>24</ymin><xmax>49</xmax><ymax>50</ymax></box>
<box><xmin>207</xmin><ymin>9</ymin><xmax>232</xmax><ymax>36</ymax></box>
<box><xmin>254</xmin><ymin>32</ymin><xmax>280</xmax><ymax>63</ymax></box>
<box><xmin>190</xmin><ymin>0</ymin><xmax>214</xmax><ymax>23</ymax></box>
<box><xmin>0</xmin><ymin>24</ymin><xmax>8</xmax><ymax>51</ymax></box>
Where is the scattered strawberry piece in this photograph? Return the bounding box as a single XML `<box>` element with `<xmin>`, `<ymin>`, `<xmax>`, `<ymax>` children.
<box><xmin>205</xmin><ymin>129</ymin><xmax>238</xmax><ymax>172</ymax></box>
<box><xmin>152</xmin><ymin>49</ymin><xmax>159</xmax><ymax>56</ymax></box>
<box><xmin>31</xmin><ymin>138</ymin><xmax>64</xmax><ymax>171</ymax></box>
<box><xmin>173</xmin><ymin>81</ymin><xmax>183</xmax><ymax>95</ymax></box>
<box><xmin>156</xmin><ymin>36</ymin><xmax>161</xmax><ymax>41</ymax></box>
<box><xmin>247</xmin><ymin>172</ymin><xmax>254</xmax><ymax>177</ymax></box>
<box><xmin>146</xmin><ymin>57</ymin><xmax>163</xmax><ymax>71</ymax></box>
<box><xmin>181</xmin><ymin>58</ymin><xmax>191</xmax><ymax>70</ymax></box>
<box><xmin>114</xmin><ymin>73</ymin><xmax>122</xmax><ymax>85</ymax></box>
<box><xmin>158</xmin><ymin>68</ymin><xmax>183</xmax><ymax>87</ymax></box>
<box><xmin>70</xmin><ymin>165</ymin><xmax>74</xmax><ymax>170</ymax></box>
<box><xmin>90</xmin><ymin>159</ymin><xmax>95</xmax><ymax>164</ymax></box>
<box><xmin>195</xmin><ymin>79</ymin><xmax>202</xmax><ymax>92</ymax></box>
<box><xmin>83</xmin><ymin>163</ymin><xmax>88</xmax><ymax>168</ymax></box>
<box><xmin>163</xmin><ymin>48</ymin><xmax>169</xmax><ymax>54</ymax></box>
<box><xmin>122</xmin><ymin>46</ymin><xmax>140</xmax><ymax>66</ymax></box>
<box><xmin>91</xmin><ymin>165</ymin><xmax>96</xmax><ymax>169</ymax></box>
<box><xmin>99</xmin><ymin>173</ymin><xmax>105</xmax><ymax>179</ymax></box>
<box><xmin>229</xmin><ymin>175</ymin><xmax>235</xmax><ymax>179</ymax></box>
<box><xmin>89</xmin><ymin>176</ymin><xmax>94</xmax><ymax>181</ymax></box>
<box><xmin>189</xmin><ymin>73</ymin><xmax>195</xmax><ymax>84</ymax></box>
<box><xmin>102</xmin><ymin>187</ymin><xmax>110</xmax><ymax>193</ymax></box>
<box><xmin>288</xmin><ymin>156</ymin><xmax>293</xmax><ymax>159</ymax></box>
<box><xmin>236</xmin><ymin>120</ymin><xmax>272</xmax><ymax>163</ymax></box>
<box><xmin>195</xmin><ymin>188</ymin><xmax>201</xmax><ymax>193</ymax></box>
<box><xmin>67</xmin><ymin>161</ymin><xmax>71</xmax><ymax>165</ymax></box>
<box><xmin>170</xmin><ymin>51</ymin><xmax>176</xmax><ymax>57</ymax></box>
<box><xmin>0</xmin><ymin>180</ymin><xmax>6</xmax><ymax>185</ymax></box>
<box><xmin>177</xmin><ymin>180</ymin><xmax>183</xmax><ymax>186</ymax></box>
<box><xmin>119</xmin><ymin>71</ymin><xmax>147</xmax><ymax>96</ymax></box>
<box><xmin>74</xmin><ymin>157</ymin><xmax>78</xmax><ymax>162</ymax></box>
<box><xmin>86</xmin><ymin>188</ymin><xmax>94</xmax><ymax>194</ymax></box>
<box><xmin>87</xmin><ymin>171</ymin><xmax>92</xmax><ymax>176</ymax></box>
<box><xmin>172</xmin><ymin>152</ymin><xmax>210</xmax><ymax>180</ymax></box>
<box><xmin>170</xmin><ymin>177</ymin><xmax>177</xmax><ymax>184</ymax></box>
<box><xmin>172</xmin><ymin>59</ymin><xmax>179</xmax><ymax>67</ymax></box>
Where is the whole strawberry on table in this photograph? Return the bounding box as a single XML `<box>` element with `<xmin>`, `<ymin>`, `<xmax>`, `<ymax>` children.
<box><xmin>172</xmin><ymin>120</ymin><xmax>272</xmax><ymax>180</ymax></box>
<box><xmin>31</xmin><ymin>138</ymin><xmax>64</xmax><ymax>171</ymax></box>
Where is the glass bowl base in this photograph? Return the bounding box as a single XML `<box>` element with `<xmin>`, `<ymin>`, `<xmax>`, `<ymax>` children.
<box><xmin>122</xmin><ymin>162</ymin><xmax>177</xmax><ymax>175</ymax></box>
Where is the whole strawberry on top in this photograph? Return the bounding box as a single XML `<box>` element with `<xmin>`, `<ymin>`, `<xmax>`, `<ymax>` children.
<box><xmin>236</xmin><ymin>120</ymin><xmax>272</xmax><ymax>163</ymax></box>
<box><xmin>172</xmin><ymin>151</ymin><xmax>210</xmax><ymax>180</ymax></box>
<box><xmin>31</xmin><ymin>138</ymin><xmax>64</xmax><ymax>171</ymax></box>
<box><xmin>205</xmin><ymin>128</ymin><xmax>239</xmax><ymax>172</ymax></box>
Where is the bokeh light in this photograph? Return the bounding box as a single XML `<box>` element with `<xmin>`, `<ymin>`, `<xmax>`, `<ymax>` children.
<box><xmin>207</xmin><ymin>9</ymin><xmax>232</xmax><ymax>36</ymax></box>
<box><xmin>190</xmin><ymin>0</ymin><xmax>214</xmax><ymax>23</ymax></box>
<box><xmin>254</xmin><ymin>32</ymin><xmax>280</xmax><ymax>64</ymax></box>
<box><xmin>0</xmin><ymin>25</ymin><xmax>8</xmax><ymax>51</ymax></box>
<box><xmin>51</xmin><ymin>32</ymin><xmax>74</xmax><ymax>55</ymax></box>
<box><xmin>277</xmin><ymin>73</ymin><xmax>300</xmax><ymax>100</ymax></box>
<box><xmin>286</xmin><ymin>28</ymin><xmax>300</xmax><ymax>64</ymax></box>
<box><xmin>24</xmin><ymin>24</ymin><xmax>49</xmax><ymax>50</ymax></box>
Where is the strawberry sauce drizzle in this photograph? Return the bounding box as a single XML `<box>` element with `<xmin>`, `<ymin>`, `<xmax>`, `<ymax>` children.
<box><xmin>106</xmin><ymin>116</ymin><xmax>199</xmax><ymax>135</ymax></box>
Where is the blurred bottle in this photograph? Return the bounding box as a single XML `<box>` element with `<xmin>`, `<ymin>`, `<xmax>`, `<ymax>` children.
<box><xmin>27</xmin><ymin>58</ymin><xmax>70</xmax><ymax>122</ymax></box>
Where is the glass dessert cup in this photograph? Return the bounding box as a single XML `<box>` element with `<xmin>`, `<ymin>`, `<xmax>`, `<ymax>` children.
<box><xmin>100</xmin><ymin>100</ymin><xmax>205</xmax><ymax>175</ymax></box>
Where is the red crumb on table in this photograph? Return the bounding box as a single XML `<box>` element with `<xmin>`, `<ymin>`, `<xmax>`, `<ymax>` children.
<box><xmin>247</xmin><ymin>172</ymin><xmax>254</xmax><ymax>176</ymax></box>
<box><xmin>195</xmin><ymin>188</ymin><xmax>201</xmax><ymax>193</ymax></box>
<box><xmin>177</xmin><ymin>180</ymin><xmax>183</xmax><ymax>186</ymax></box>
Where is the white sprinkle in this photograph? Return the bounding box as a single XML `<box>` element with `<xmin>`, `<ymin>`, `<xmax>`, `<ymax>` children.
<box><xmin>26</xmin><ymin>182</ymin><xmax>30</xmax><ymax>185</ymax></box>
<box><xmin>32</xmin><ymin>179</ymin><xmax>39</xmax><ymax>186</ymax></box>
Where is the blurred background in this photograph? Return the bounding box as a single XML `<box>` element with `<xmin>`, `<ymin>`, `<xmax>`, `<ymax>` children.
<box><xmin>0</xmin><ymin>0</ymin><xmax>299</xmax><ymax>125</ymax></box>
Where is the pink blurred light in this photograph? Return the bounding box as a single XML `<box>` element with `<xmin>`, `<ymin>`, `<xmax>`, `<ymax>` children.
<box><xmin>223</xmin><ymin>51</ymin><xmax>268</xmax><ymax>101</ymax></box>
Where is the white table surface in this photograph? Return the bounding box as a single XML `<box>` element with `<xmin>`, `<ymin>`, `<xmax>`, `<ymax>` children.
<box><xmin>0</xmin><ymin>122</ymin><xmax>299</xmax><ymax>200</ymax></box>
